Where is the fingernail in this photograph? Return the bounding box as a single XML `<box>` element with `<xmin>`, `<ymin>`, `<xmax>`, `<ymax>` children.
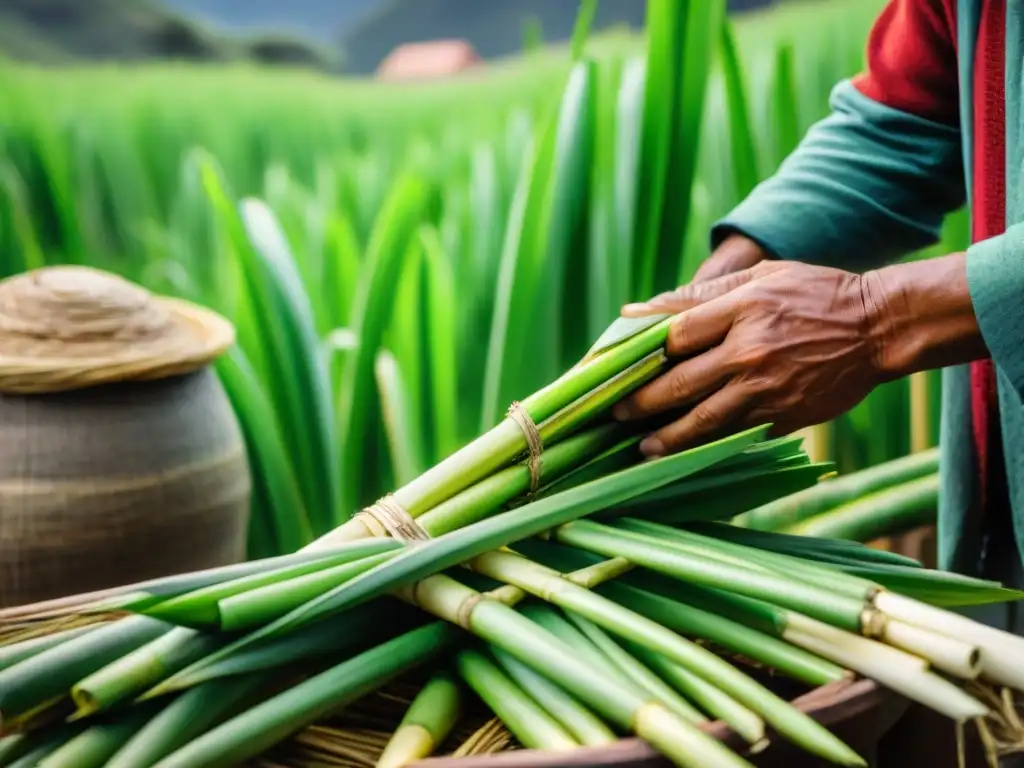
<box><xmin>612</xmin><ymin>402</ymin><xmax>631</xmax><ymax>421</ymax></box>
<box><xmin>621</xmin><ymin>303</ymin><xmax>650</xmax><ymax>317</ymax></box>
<box><xmin>639</xmin><ymin>437</ymin><xmax>665</xmax><ymax>457</ymax></box>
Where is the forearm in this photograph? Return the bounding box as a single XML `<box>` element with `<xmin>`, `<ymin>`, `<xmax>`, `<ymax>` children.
<box><xmin>864</xmin><ymin>253</ymin><xmax>988</xmax><ymax>379</ymax></box>
<box><xmin>712</xmin><ymin>81</ymin><xmax>965</xmax><ymax>273</ymax></box>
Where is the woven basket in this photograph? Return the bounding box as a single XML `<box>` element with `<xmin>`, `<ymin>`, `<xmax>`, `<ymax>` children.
<box><xmin>0</xmin><ymin>606</ymin><xmax>907</xmax><ymax>768</ymax></box>
<box><xmin>0</xmin><ymin>266</ymin><xmax>250</xmax><ymax>607</ymax></box>
<box><xmin>251</xmin><ymin>670</ymin><xmax>904</xmax><ymax>768</ymax></box>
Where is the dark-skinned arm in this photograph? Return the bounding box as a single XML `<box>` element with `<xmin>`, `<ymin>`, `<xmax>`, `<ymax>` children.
<box><xmin>613</xmin><ymin>253</ymin><xmax>987</xmax><ymax>456</ymax></box>
<box><xmin>610</xmin><ymin>0</ymin><xmax>987</xmax><ymax>455</ymax></box>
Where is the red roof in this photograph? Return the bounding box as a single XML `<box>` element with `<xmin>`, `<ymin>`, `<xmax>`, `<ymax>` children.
<box><xmin>376</xmin><ymin>39</ymin><xmax>481</xmax><ymax>81</ymax></box>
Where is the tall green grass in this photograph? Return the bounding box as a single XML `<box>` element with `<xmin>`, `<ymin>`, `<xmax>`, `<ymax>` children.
<box><xmin>0</xmin><ymin>0</ymin><xmax>959</xmax><ymax>555</ymax></box>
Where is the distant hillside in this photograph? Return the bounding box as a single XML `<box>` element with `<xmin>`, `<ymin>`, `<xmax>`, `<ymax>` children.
<box><xmin>0</xmin><ymin>0</ymin><xmax>337</xmax><ymax>69</ymax></box>
<box><xmin>341</xmin><ymin>0</ymin><xmax>781</xmax><ymax>75</ymax></box>
<box><xmin>0</xmin><ymin>0</ymin><xmax>782</xmax><ymax>73</ymax></box>
<box><xmin>161</xmin><ymin>0</ymin><xmax>379</xmax><ymax>44</ymax></box>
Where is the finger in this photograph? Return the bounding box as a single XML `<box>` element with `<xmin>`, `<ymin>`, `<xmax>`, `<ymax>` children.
<box><xmin>691</xmin><ymin>234</ymin><xmax>769</xmax><ymax>283</ymax></box>
<box><xmin>621</xmin><ymin>268</ymin><xmax>760</xmax><ymax>318</ymax></box>
<box><xmin>664</xmin><ymin>295</ymin><xmax>737</xmax><ymax>358</ymax></box>
<box><xmin>638</xmin><ymin>381</ymin><xmax>756</xmax><ymax>457</ymax></box>
<box><xmin>613</xmin><ymin>346</ymin><xmax>733</xmax><ymax>422</ymax></box>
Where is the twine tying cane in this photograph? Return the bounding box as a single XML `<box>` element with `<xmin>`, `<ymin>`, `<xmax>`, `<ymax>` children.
<box><xmin>357</xmin><ymin>495</ymin><xmax>431</xmax><ymax>543</ymax></box>
<box><xmin>507</xmin><ymin>401</ymin><xmax>544</xmax><ymax>493</ymax></box>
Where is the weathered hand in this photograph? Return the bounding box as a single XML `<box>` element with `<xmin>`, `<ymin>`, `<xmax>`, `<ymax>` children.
<box><xmin>615</xmin><ymin>251</ymin><xmax>987</xmax><ymax>457</ymax></box>
<box><xmin>613</xmin><ymin>260</ymin><xmax>892</xmax><ymax>456</ymax></box>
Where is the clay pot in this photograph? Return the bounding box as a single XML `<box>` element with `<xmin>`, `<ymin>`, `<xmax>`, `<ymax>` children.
<box><xmin>0</xmin><ymin>266</ymin><xmax>251</xmax><ymax>607</ymax></box>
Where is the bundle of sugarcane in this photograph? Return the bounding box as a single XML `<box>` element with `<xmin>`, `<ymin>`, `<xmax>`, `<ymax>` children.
<box><xmin>1</xmin><ymin>316</ymin><xmax>1023</xmax><ymax>768</ymax></box>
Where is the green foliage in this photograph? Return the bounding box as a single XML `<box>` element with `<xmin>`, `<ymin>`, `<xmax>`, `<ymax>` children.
<box><xmin>0</xmin><ymin>0</ymin><xmax>957</xmax><ymax>557</ymax></box>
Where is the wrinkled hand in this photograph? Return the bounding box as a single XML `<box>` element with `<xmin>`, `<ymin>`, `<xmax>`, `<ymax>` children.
<box><xmin>613</xmin><ymin>260</ymin><xmax>892</xmax><ymax>456</ymax></box>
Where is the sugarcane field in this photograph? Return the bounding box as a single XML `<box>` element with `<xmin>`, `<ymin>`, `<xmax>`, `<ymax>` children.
<box><xmin>4</xmin><ymin>0</ymin><xmax>1024</xmax><ymax>766</ymax></box>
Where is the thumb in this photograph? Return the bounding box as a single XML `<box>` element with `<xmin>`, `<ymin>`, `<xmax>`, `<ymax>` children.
<box><xmin>621</xmin><ymin>267</ymin><xmax>761</xmax><ymax>318</ymax></box>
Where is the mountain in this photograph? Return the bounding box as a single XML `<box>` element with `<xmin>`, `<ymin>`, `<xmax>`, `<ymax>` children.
<box><xmin>0</xmin><ymin>0</ymin><xmax>780</xmax><ymax>73</ymax></box>
<box><xmin>0</xmin><ymin>0</ymin><xmax>336</xmax><ymax>69</ymax></box>
<box><xmin>160</xmin><ymin>0</ymin><xmax>380</xmax><ymax>44</ymax></box>
<box><xmin>340</xmin><ymin>0</ymin><xmax>780</xmax><ymax>74</ymax></box>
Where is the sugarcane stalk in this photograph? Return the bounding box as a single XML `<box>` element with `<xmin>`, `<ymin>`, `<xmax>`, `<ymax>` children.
<box><xmin>518</xmin><ymin>603</ymin><xmax>663</xmax><ymax>703</ymax></box>
<box><xmin>783</xmin><ymin>474</ymin><xmax>938</xmax><ymax>541</ymax></box>
<box><xmin>782</xmin><ymin>613</ymin><xmax>988</xmax><ymax>720</ymax></box>
<box><xmin>636</xmin><ymin>522</ymin><xmax>1021</xmax><ymax>608</ymax></box>
<box><xmin>0</xmin><ymin>550</ymin><xmax>356</xmax><ymax>620</ymax></box>
<box><xmin>456</xmin><ymin>648</ymin><xmax>579</xmax><ymax>751</ymax></box>
<box><xmin>376</xmin><ymin>670</ymin><xmax>462</xmax><ymax>768</ymax></box>
<box><xmin>489</xmin><ymin>647</ymin><xmax>617</xmax><ymax>745</ymax></box>
<box><xmin>308</xmin><ymin>321</ymin><xmax>673</xmax><ymax>548</ymax></box>
<box><xmin>643</xmin><ymin>573</ymin><xmax>989</xmax><ymax>720</ymax></box>
<box><xmin>512</xmin><ymin>539</ymin><xmax>849</xmax><ymax>687</ymax></box>
<box><xmin>564</xmin><ymin>613</ymin><xmax>708</xmax><ymax>725</ymax></box>
<box><xmin>538</xmin><ymin>350</ymin><xmax>667</xmax><ymax>445</ymax></box>
<box><xmin>141</xmin><ymin>600</ymin><xmax>422</xmax><ymax>697</ymax></box>
<box><xmin>613</xmin><ymin>518</ymin><xmax>877</xmax><ymax>601</ymax></box>
<box><xmin>106</xmin><ymin>674</ymin><xmax>273</xmax><ymax>768</ymax></box>
<box><xmin>734</xmin><ymin>449</ymin><xmax>938</xmax><ymax>531</ymax></box>
<box><xmin>869</xmin><ymin>613</ymin><xmax>980</xmax><ymax>679</ymax></box>
<box><xmin>562</xmin><ymin>522</ymin><xmax>998</xmax><ymax>691</ymax></box>
<box><xmin>872</xmin><ymin>591</ymin><xmax>1024</xmax><ymax>692</ymax></box>
<box><xmin>75</xmin><ymin>550</ymin><xmax>410</xmax><ymax>712</ymax></box>
<box><xmin>163</xmin><ymin>426</ymin><xmax>770</xmax><ymax>694</ymax></box>
<box><xmin>38</xmin><ymin>704</ymin><xmax>158</xmax><ymax>768</ymax></box>
<box><xmin>146</xmin><ymin>557</ymin><xmax>629</xmax><ymax>700</ymax></box>
<box><xmin>555</xmin><ymin>520</ymin><xmax>867</xmax><ymax>632</ymax></box>
<box><xmin>598</xmin><ymin>580</ymin><xmax>847</xmax><ymax>687</ymax></box>
<box><xmin>400</xmin><ymin>573</ymin><xmax>772</xmax><ymax>768</ymax></box>
<box><xmin>145</xmin><ymin>541</ymin><xmax>402</xmax><ymax>626</ymax></box>
<box><xmin>626</xmin><ymin>642</ymin><xmax>766</xmax><ymax>747</ymax></box>
<box><xmin>71</xmin><ymin>627</ymin><xmax>226</xmax><ymax>719</ymax></box>
<box><xmin>416</xmin><ymin>424</ymin><xmax>627</xmax><ymax>538</ymax></box>
<box><xmin>150</xmin><ymin>622</ymin><xmax>459</xmax><ymax>768</ymax></box>
<box><xmin>6</xmin><ymin>738</ymin><xmax>69</xmax><ymax>768</ymax></box>
<box><xmin>214</xmin><ymin>551</ymin><xmax>399</xmax><ymax>631</ymax></box>
<box><xmin>463</xmin><ymin>549</ymin><xmax>861</xmax><ymax>763</ymax></box>
<box><xmin>0</xmin><ymin>626</ymin><xmax>99</xmax><ymax>673</ymax></box>
<box><xmin>0</xmin><ymin>615</ymin><xmax>168</xmax><ymax>722</ymax></box>
<box><xmin>0</xmin><ymin>722</ymin><xmax>83</xmax><ymax>767</ymax></box>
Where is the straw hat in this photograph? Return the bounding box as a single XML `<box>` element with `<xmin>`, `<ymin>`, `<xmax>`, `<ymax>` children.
<box><xmin>0</xmin><ymin>266</ymin><xmax>236</xmax><ymax>394</ymax></box>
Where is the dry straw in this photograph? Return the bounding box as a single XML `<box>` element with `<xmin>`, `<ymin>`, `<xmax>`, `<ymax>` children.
<box><xmin>0</xmin><ymin>266</ymin><xmax>235</xmax><ymax>394</ymax></box>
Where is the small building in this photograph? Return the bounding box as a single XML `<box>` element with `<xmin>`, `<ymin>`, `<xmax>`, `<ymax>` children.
<box><xmin>375</xmin><ymin>39</ymin><xmax>481</xmax><ymax>81</ymax></box>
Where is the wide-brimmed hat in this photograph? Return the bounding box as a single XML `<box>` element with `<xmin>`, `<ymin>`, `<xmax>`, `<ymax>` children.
<box><xmin>0</xmin><ymin>266</ymin><xmax>235</xmax><ymax>394</ymax></box>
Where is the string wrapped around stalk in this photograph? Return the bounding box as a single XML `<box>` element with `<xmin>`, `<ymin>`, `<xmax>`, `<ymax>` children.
<box><xmin>306</xmin><ymin>323</ymin><xmax>675</xmax><ymax>549</ymax></box>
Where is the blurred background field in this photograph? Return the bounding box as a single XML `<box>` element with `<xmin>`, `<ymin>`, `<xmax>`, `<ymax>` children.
<box><xmin>0</xmin><ymin>0</ymin><xmax>964</xmax><ymax>558</ymax></box>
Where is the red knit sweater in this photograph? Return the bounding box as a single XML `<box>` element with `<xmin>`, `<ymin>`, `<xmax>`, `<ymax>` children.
<box><xmin>852</xmin><ymin>0</ymin><xmax>1006</xmax><ymax>516</ymax></box>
